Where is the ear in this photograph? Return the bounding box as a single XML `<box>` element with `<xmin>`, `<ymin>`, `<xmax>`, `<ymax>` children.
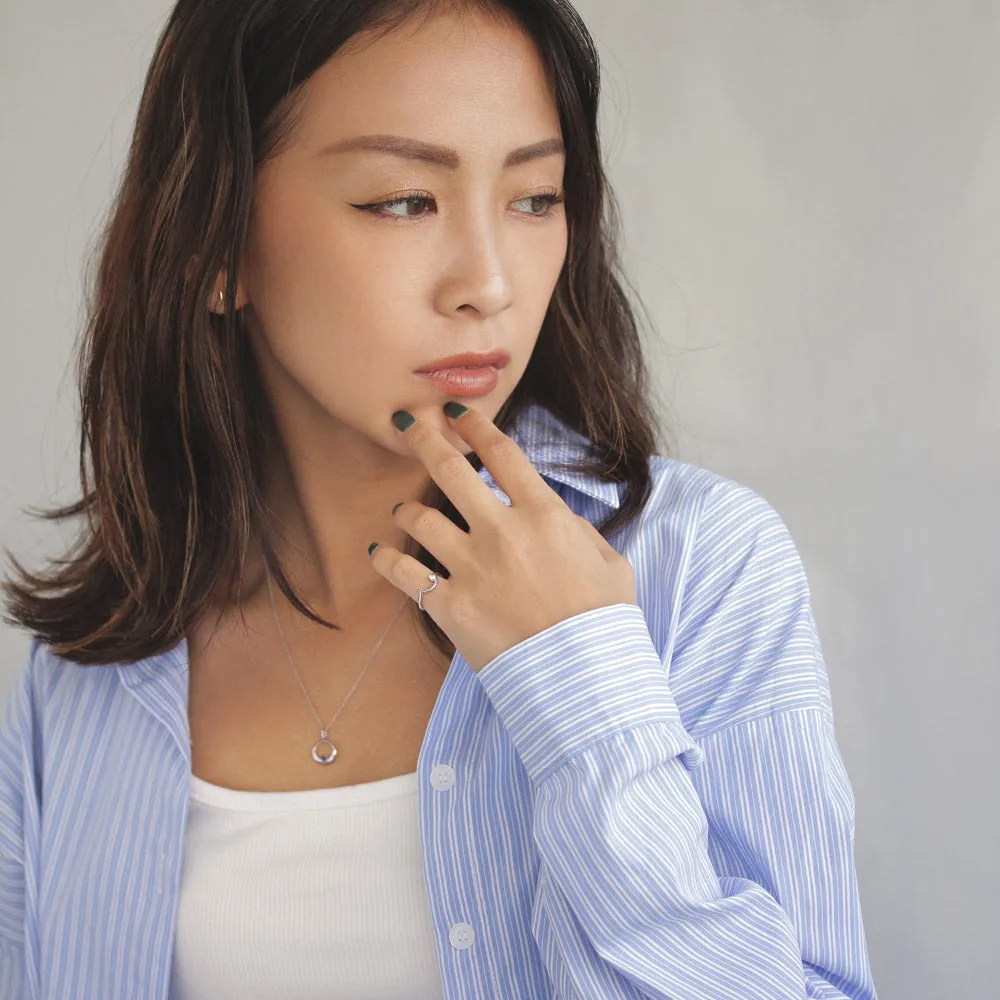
<box><xmin>209</xmin><ymin>269</ymin><xmax>248</xmax><ymax>313</ymax></box>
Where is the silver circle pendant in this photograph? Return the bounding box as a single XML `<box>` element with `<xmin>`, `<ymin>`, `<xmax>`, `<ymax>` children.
<box><xmin>312</xmin><ymin>738</ymin><xmax>337</xmax><ymax>764</ymax></box>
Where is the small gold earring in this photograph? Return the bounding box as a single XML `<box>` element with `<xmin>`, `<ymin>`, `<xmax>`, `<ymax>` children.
<box><xmin>218</xmin><ymin>288</ymin><xmax>224</xmax><ymax>312</ymax></box>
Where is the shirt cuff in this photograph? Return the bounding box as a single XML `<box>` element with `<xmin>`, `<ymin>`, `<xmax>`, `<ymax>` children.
<box><xmin>475</xmin><ymin>602</ymin><xmax>705</xmax><ymax>785</ymax></box>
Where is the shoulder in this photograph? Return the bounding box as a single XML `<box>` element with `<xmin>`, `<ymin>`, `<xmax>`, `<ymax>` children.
<box><xmin>0</xmin><ymin>639</ymin><xmax>49</xmax><ymax>912</ymax></box>
<box><xmin>1</xmin><ymin>639</ymin><xmax>125</xmax><ymax>786</ymax></box>
<box><xmin>636</xmin><ymin>455</ymin><xmax>827</xmax><ymax>735</ymax></box>
<box><xmin>1</xmin><ymin>637</ymin><xmax>47</xmax><ymax>756</ymax></box>
<box><xmin>638</xmin><ymin>453</ymin><xmax>802</xmax><ymax>580</ymax></box>
<box><xmin>0</xmin><ymin>640</ymin><xmax>144</xmax><ymax>950</ymax></box>
<box><xmin>1</xmin><ymin>638</ymin><xmax>139</xmax><ymax>841</ymax></box>
<box><xmin>2</xmin><ymin>638</ymin><xmax>123</xmax><ymax>730</ymax></box>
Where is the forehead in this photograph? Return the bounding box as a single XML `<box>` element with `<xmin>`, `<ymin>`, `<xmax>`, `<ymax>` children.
<box><xmin>291</xmin><ymin>8</ymin><xmax>561</xmax><ymax>163</ymax></box>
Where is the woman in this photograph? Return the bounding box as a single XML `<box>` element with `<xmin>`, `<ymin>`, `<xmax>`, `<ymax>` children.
<box><xmin>0</xmin><ymin>0</ymin><xmax>879</xmax><ymax>997</ymax></box>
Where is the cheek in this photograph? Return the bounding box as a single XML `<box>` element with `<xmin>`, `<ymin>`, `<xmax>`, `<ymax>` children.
<box><xmin>523</xmin><ymin>221</ymin><xmax>567</xmax><ymax>315</ymax></box>
<box><xmin>245</xmin><ymin>220</ymin><xmax>421</xmax><ymax>411</ymax></box>
<box><xmin>243</xmin><ymin>202</ymin><xmax>331</xmax><ymax>341</ymax></box>
<box><xmin>530</xmin><ymin>217</ymin><xmax>567</xmax><ymax>285</ymax></box>
<box><xmin>246</xmin><ymin>207</ymin><xmax>388</xmax><ymax>349</ymax></box>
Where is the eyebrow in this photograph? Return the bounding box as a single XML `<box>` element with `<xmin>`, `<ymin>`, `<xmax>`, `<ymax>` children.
<box><xmin>317</xmin><ymin>134</ymin><xmax>565</xmax><ymax>169</ymax></box>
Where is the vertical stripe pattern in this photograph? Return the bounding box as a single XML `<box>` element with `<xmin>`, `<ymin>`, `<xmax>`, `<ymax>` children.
<box><xmin>0</xmin><ymin>402</ymin><xmax>877</xmax><ymax>998</ymax></box>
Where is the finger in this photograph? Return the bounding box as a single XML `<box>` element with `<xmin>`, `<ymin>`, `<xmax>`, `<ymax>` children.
<box><xmin>392</xmin><ymin>408</ymin><xmax>506</xmax><ymax>527</ymax></box>
<box><xmin>391</xmin><ymin>500</ymin><xmax>470</xmax><ymax>570</ymax></box>
<box><xmin>368</xmin><ymin>541</ymin><xmax>448</xmax><ymax>610</ymax></box>
<box><xmin>441</xmin><ymin>403</ymin><xmax>554</xmax><ymax>508</ymax></box>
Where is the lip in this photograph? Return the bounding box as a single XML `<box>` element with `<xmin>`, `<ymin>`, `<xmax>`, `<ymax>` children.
<box><xmin>415</xmin><ymin>366</ymin><xmax>500</xmax><ymax>397</ymax></box>
<box><xmin>414</xmin><ymin>349</ymin><xmax>510</xmax><ymax>373</ymax></box>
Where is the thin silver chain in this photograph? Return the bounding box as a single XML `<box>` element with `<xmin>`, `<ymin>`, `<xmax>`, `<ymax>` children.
<box><xmin>265</xmin><ymin>565</ymin><xmax>409</xmax><ymax>741</ymax></box>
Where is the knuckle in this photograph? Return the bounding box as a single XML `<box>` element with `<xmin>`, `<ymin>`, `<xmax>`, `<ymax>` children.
<box><xmin>388</xmin><ymin>553</ymin><xmax>408</xmax><ymax>583</ymax></box>
<box><xmin>537</xmin><ymin>497</ymin><xmax>568</xmax><ymax>523</ymax></box>
<box><xmin>413</xmin><ymin>506</ymin><xmax>438</xmax><ymax>535</ymax></box>
<box><xmin>477</xmin><ymin>504</ymin><xmax>507</xmax><ymax>535</ymax></box>
<box><xmin>486</xmin><ymin>435</ymin><xmax>520</xmax><ymax>465</ymax></box>
<box><xmin>438</xmin><ymin>453</ymin><xmax>469</xmax><ymax>484</ymax></box>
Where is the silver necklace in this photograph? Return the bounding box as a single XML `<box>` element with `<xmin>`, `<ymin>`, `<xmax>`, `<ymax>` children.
<box><xmin>265</xmin><ymin>566</ymin><xmax>409</xmax><ymax>764</ymax></box>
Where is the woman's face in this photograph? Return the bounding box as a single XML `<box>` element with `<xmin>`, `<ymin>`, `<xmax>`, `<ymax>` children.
<box><xmin>234</xmin><ymin>7</ymin><xmax>568</xmax><ymax>461</ymax></box>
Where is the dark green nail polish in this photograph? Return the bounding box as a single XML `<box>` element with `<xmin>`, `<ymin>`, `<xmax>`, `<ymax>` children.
<box><xmin>368</xmin><ymin>541</ymin><xmax>379</xmax><ymax>556</ymax></box>
<box><xmin>443</xmin><ymin>401</ymin><xmax>468</xmax><ymax>419</ymax></box>
<box><xmin>391</xmin><ymin>502</ymin><xmax>404</xmax><ymax>516</ymax></box>
<box><xmin>392</xmin><ymin>410</ymin><xmax>415</xmax><ymax>431</ymax></box>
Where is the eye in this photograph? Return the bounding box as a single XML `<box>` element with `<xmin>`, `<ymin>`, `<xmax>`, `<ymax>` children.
<box><xmin>351</xmin><ymin>190</ymin><xmax>565</xmax><ymax>222</ymax></box>
<box><xmin>368</xmin><ymin>194</ymin><xmax>434</xmax><ymax>219</ymax></box>
<box><xmin>357</xmin><ymin>194</ymin><xmax>435</xmax><ymax>220</ymax></box>
<box><xmin>511</xmin><ymin>193</ymin><xmax>565</xmax><ymax>219</ymax></box>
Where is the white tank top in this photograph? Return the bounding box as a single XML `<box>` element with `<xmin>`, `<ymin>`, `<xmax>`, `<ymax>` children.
<box><xmin>169</xmin><ymin>769</ymin><xmax>445</xmax><ymax>1000</ymax></box>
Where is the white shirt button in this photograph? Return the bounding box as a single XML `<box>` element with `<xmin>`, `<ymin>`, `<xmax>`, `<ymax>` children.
<box><xmin>430</xmin><ymin>764</ymin><xmax>456</xmax><ymax>790</ymax></box>
<box><xmin>449</xmin><ymin>922</ymin><xmax>475</xmax><ymax>949</ymax></box>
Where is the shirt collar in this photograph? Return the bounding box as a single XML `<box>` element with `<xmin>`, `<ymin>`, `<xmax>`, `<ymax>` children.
<box><xmin>119</xmin><ymin>401</ymin><xmax>622</xmax><ymax>697</ymax></box>
<box><xmin>492</xmin><ymin>401</ymin><xmax>624</xmax><ymax>511</ymax></box>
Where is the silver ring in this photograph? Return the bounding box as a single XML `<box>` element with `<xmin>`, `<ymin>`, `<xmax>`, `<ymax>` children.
<box><xmin>416</xmin><ymin>572</ymin><xmax>438</xmax><ymax>611</ymax></box>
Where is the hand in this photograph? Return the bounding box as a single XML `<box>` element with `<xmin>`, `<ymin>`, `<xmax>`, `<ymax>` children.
<box><xmin>368</xmin><ymin>403</ymin><xmax>638</xmax><ymax>673</ymax></box>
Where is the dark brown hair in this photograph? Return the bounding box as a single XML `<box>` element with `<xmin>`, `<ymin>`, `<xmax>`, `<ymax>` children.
<box><xmin>1</xmin><ymin>0</ymin><xmax>672</xmax><ymax>666</ymax></box>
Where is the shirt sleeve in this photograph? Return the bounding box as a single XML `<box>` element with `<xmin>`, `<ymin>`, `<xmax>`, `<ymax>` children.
<box><xmin>0</xmin><ymin>640</ymin><xmax>40</xmax><ymax>1000</ymax></box>
<box><xmin>475</xmin><ymin>483</ymin><xmax>878</xmax><ymax>1000</ymax></box>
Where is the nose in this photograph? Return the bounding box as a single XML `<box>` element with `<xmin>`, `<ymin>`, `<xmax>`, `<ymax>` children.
<box><xmin>435</xmin><ymin>208</ymin><xmax>514</xmax><ymax>319</ymax></box>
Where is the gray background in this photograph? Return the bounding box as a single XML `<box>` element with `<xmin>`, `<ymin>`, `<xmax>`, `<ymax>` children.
<box><xmin>2</xmin><ymin>2</ymin><xmax>997</xmax><ymax>997</ymax></box>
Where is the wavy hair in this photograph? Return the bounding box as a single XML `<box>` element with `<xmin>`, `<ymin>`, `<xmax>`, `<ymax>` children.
<box><xmin>2</xmin><ymin>0</ymin><xmax>671</xmax><ymax>666</ymax></box>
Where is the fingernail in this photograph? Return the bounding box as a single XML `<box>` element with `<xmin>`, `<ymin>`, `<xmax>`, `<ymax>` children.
<box><xmin>368</xmin><ymin>542</ymin><xmax>379</xmax><ymax>556</ymax></box>
<box><xmin>391</xmin><ymin>502</ymin><xmax>404</xmax><ymax>516</ymax></box>
<box><xmin>443</xmin><ymin>401</ymin><xmax>467</xmax><ymax>419</ymax></box>
<box><xmin>392</xmin><ymin>410</ymin><xmax>415</xmax><ymax>431</ymax></box>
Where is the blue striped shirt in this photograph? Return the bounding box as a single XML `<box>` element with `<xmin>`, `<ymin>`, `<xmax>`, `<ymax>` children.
<box><xmin>0</xmin><ymin>401</ymin><xmax>877</xmax><ymax>999</ymax></box>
